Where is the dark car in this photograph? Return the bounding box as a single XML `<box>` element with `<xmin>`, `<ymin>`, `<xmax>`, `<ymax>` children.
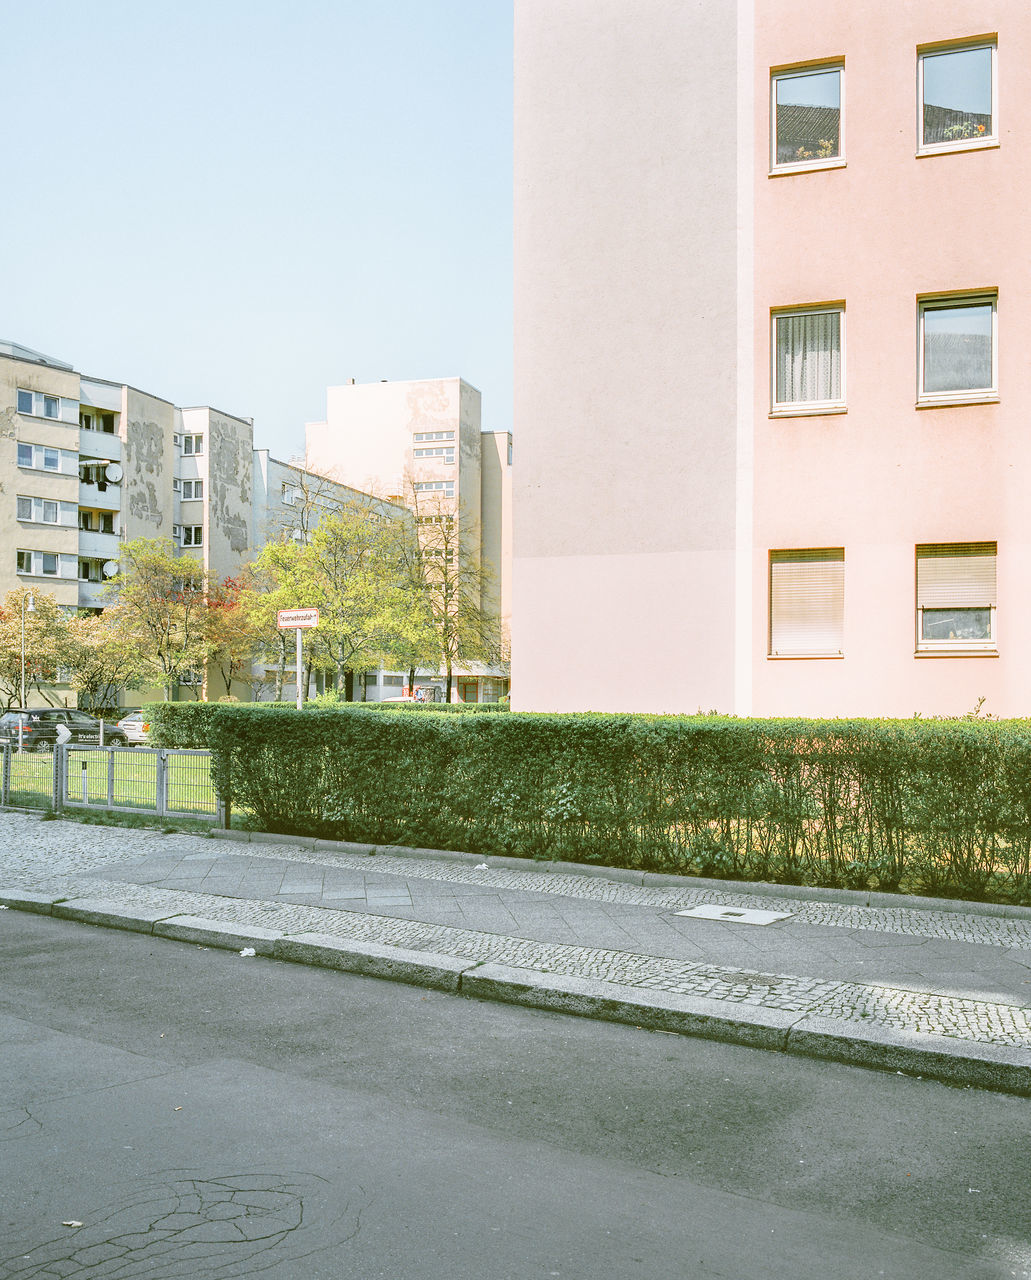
<box><xmin>0</xmin><ymin>709</ymin><xmax>129</xmax><ymax>752</ymax></box>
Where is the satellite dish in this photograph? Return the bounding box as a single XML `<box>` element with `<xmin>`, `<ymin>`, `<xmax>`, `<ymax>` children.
<box><xmin>105</xmin><ymin>463</ymin><xmax>123</xmax><ymax>482</ymax></box>
<box><xmin>102</xmin><ymin>560</ymin><xmax>119</xmax><ymax>578</ymax></box>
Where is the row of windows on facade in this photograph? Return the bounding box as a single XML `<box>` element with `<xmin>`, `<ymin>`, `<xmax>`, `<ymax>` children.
<box><xmin>17</xmin><ymin>392</ymin><xmax>205</xmax><ymax>456</ymax></box>
<box><xmin>15</xmin><ymin>526</ymin><xmax>202</xmax><ymax>579</ymax></box>
<box><xmin>413</xmin><ymin>480</ymin><xmax>455</xmax><ymax>497</ymax></box>
<box><xmin>15</xmin><ymin>496</ymin><xmax>118</xmax><ymax>533</ymax></box>
<box><xmin>773</xmin><ymin>40</ymin><xmax>995</xmax><ymax>172</ymax></box>
<box><xmin>773</xmin><ymin>294</ymin><xmax>996</xmax><ymax>413</ymax></box>
<box><xmin>769</xmin><ymin>543</ymin><xmax>996</xmax><ymax>656</ymax></box>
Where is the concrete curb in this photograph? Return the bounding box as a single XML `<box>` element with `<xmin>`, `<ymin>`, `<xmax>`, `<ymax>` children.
<box><xmin>210</xmin><ymin>829</ymin><xmax>1031</xmax><ymax>920</ymax></box>
<box><xmin>3</xmin><ymin>886</ymin><xmax>1029</xmax><ymax>1097</ymax></box>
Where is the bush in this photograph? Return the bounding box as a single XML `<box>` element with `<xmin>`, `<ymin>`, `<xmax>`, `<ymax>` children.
<box><xmin>195</xmin><ymin>707</ymin><xmax>1031</xmax><ymax>904</ymax></box>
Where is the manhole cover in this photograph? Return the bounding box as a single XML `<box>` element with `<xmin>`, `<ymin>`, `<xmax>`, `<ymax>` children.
<box><xmin>674</xmin><ymin>904</ymin><xmax>793</xmax><ymax>926</ymax></box>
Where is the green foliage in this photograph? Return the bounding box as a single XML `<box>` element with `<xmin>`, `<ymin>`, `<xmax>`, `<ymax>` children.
<box><xmin>191</xmin><ymin>708</ymin><xmax>1031</xmax><ymax>905</ymax></box>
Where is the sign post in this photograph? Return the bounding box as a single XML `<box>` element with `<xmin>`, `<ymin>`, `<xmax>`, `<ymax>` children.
<box><xmin>277</xmin><ymin>609</ymin><xmax>320</xmax><ymax>710</ymax></box>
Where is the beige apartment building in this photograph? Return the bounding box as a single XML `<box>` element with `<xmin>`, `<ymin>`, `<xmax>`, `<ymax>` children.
<box><xmin>1</xmin><ymin>340</ymin><xmax>407</xmax><ymax>706</ymax></box>
<box><xmin>305</xmin><ymin>376</ymin><xmax>512</xmax><ymax>702</ymax></box>
<box><xmin>514</xmin><ymin>0</ymin><xmax>1031</xmax><ymax>718</ymax></box>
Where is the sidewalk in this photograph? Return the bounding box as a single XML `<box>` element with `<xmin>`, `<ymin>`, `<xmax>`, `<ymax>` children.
<box><xmin>2</xmin><ymin>813</ymin><xmax>1030</xmax><ymax>1094</ymax></box>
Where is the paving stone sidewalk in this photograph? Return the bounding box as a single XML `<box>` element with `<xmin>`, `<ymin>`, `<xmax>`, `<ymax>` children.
<box><xmin>2</xmin><ymin>814</ymin><xmax>1031</xmax><ymax>1088</ymax></box>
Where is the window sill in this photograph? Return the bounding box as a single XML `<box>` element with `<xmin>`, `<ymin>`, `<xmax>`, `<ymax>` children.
<box><xmin>769</xmin><ymin>405</ymin><xmax>847</xmax><ymax>419</ymax></box>
<box><xmin>917</xmin><ymin>139</ymin><xmax>998</xmax><ymax>159</ymax></box>
<box><xmin>768</xmin><ymin>653</ymin><xmax>844</xmax><ymax>660</ymax></box>
<box><xmin>914</xmin><ymin>649</ymin><xmax>999</xmax><ymax>659</ymax></box>
<box><xmin>915</xmin><ymin>393</ymin><xmax>998</xmax><ymax>410</ymax></box>
<box><xmin>769</xmin><ymin>159</ymin><xmax>846</xmax><ymax>178</ymax></box>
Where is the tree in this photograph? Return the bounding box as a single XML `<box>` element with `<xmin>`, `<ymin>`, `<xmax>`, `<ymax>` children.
<box><xmin>204</xmin><ymin>576</ymin><xmax>258</xmax><ymax>698</ymax></box>
<box><xmin>102</xmin><ymin>538</ymin><xmax>209</xmax><ymax>700</ymax></box>
<box><xmin>0</xmin><ymin>589</ymin><xmax>76</xmax><ymax>709</ymax></box>
<box><xmin>67</xmin><ymin>611</ymin><xmax>148</xmax><ymax>710</ymax></box>
<box><xmin>402</xmin><ymin>493</ymin><xmax>503</xmax><ymax>702</ymax></box>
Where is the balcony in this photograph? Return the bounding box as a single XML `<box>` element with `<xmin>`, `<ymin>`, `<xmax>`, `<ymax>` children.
<box><xmin>78</xmin><ymin>481</ymin><xmax>121</xmax><ymax>512</ymax></box>
<box><xmin>78</xmin><ymin>529</ymin><xmax>120</xmax><ymax>559</ymax></box>
<box><xmin>78</xmin><ymin>430</ymin><xmax>121</xmax><ymax>462</ymax></box>
<box><xmin>78</xmin><ymin>578</ymin><xmax>107</xmax><ymax>608</ymax></box>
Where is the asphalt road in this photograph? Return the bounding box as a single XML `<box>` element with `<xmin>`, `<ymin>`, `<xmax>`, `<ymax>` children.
<box><xmin>1</xmin><ymin>912</ymin><xmax>1029</xmax><ymax>1280</ymax></box>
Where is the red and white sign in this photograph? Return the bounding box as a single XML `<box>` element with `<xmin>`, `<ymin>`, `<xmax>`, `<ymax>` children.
<box><xmin>277</xmin><ymin>608</ymin><xmax>320</xmax><ymax>630</ymax></box>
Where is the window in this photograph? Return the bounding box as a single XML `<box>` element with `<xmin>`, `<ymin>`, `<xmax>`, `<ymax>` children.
<box><xmin>414</xmin><ymin>480</ymin><xmax>455</xmax><ymax>497</ymax></box>
<box><xmin>16</xmin><ymin>497</ymin><xmax>31</xmax><ymax>520</ymax></box>
<box><xmin>918</xmin><ymin>294</ymin><xmax>996</xmax><ymax>404</ymax></box>
<box><xmin>183</xmin><ymin>435</ymin><xmax>203</xmax><ymax>455</ymax></box>
<box><xmin>100</xmin><ymin>413</ymin><xmax>115</xmax><ymax>434</ymax></box>
<box><xmin>769</xmin><ymin>549</ymin><xmax>844</xmax><ymax>657</ymax></box>
<box><xmin>182</xmin><ymin>525</ymin><xmax>203</xmax><ymax>547</ymax></box>
<box><xmin>43</xmin><ymin>395</ymin><xmax>59</xmax><ymax>419</ymax></box>
<box><xmin>413</xmin><ymin>431</ymin><xmax>454</xmax><ymax>442</ymax></box>
<box><xmin>413</xmin><ymin>447</ymin><xmax>455</xmax><ymax>462</ymax></box>
<box><xmin>172</xmin><ymin>478</ymin><xmax>180</xmax><ymax>491</ymax></box>
<box><xmin>919</xmin><ymin>42</ymin><xmax>995</xmax><ymax>154</ymax></box>
<box><xmin>17</xmin><ymin>443</ymin><xmax>32</xmax><ymax>467</ymax></box>
<box><xmin>916</xmin><ymin>543</ymin><xmax>996</xmax><ymax>652</ymax></box>
<box><xmin>771</xmin><ymin>64</ymin><xmax>843</xmax><ymax>171</ymax></box>
<box><xmin>42</xmin><ymin>501</ymin><xmax>58</xmax><ymax>524</ymax></box>
<box><xmin>100</xmin><ymin>512</ymin><xmax>114</xmax><ymax>534</ymax></box>
<box><xmin>42</xmin><ymin>553</ymin><xmax>57</xmax><ymax>576</ymax></box>
<box><xmin>17</xmin><ymin>389</ymin><xmax>32</xmax><ymax>415</ymax></box>
<box><xmin>182</xmin><ymin>479</ymin><xmax>203</xmax><ymax>500</ymax></box>
<box><xmin>79</xmin><ymin>411</ymin><xmax>93</xmax><ymax>430</ymax></box>
<box><xmin>507</xmin><ymin>435</ymin><xmax>513</xmax><ymax>466</ymax></box>
<box><xmin>43</xmin><ymin>448</ymin><xmax>59</xmax><ymax>470</ymax></box>
<box><xmin>772</xmin><ymin>306</ymin><xmax>844</xmax><ymax>413</ymax></box>
<box><xmin>16</xmin><ymin>551</ymin><xmax>31</xmax><ymax>574</ymax></box>
<box><xmin>178</xmin><ymin>669</ymin><xmax>203</xmax><ymax>686</ymax></box>
<box><xmin>173</xmin><ymin>433</ymin><xmax>181</xmax><ymax>447</ymax></box>
<box><xmin>172</xmin><ymin>524</ymin><xmax>181</xmax><ymax>541</ymax></box>
<box><xmin>382</xmin><ymin>674</ymin><xmax>404</xmax><ymax>687</ymax></box>
<box><xmin>457</xmin><ymin>678</ymin><xmax>479</xmax><ymax>703</ymax></box>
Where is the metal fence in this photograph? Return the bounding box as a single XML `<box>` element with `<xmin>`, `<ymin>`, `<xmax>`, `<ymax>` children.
<box><xmin>0</xmin><ymin>744</ymin><xmax>222</xmax><ymax>822</ymax></box>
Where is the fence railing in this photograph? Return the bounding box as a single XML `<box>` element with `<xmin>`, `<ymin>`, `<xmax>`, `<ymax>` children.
<box><xmin>0</xmin><ymin>743</ymin><xmax>223</xmax><ymax>822</ymax></box>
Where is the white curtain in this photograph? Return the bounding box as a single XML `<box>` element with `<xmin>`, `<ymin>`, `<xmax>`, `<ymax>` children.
<box><xmin>776</xmin><ymin>312</ymin><xmax>840</xmax><ymax>404</ymax></box>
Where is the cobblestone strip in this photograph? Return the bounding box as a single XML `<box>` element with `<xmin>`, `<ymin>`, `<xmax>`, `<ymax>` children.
<box><xmin>1</xmin><ymin>813</ymin><xmax>1029</xmax><ymax>951</ymax></box>
<box><xmin>236</xmin><ymin>840</ymin><xmax>1031</xmax><ymax>951</ymax></box>
<box><xmin>9</xmin><ymin>872</ymin><xmax>1029</xmax><ymax>1050</ymax></box>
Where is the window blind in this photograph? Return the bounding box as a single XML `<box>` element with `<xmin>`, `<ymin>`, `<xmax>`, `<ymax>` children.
<box><xmin>916</xmin><ymin>543</ymin><xmax>996</xmax><ymax>607</ymax></box>
<box><xmin>769</xmin><ymin>549</ymin><xmax>844</xmax><ymax>655</ymax></box>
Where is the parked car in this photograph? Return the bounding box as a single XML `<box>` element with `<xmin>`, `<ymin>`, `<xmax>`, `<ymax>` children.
<box><xmin>0</xmin><ymin>709</ymin><xmax>129</xmax><ymax>752</ymax></box>
<box><xmin>116</xmin><ymin>710</ymin><xmax>151</xmax><ymax>745</ymax></box>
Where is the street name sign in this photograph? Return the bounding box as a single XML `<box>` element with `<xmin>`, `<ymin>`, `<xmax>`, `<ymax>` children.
<box><xmin>277</xmin><ymin>608</ymin><xmax>319</xmax><ymax>630</ymax></box>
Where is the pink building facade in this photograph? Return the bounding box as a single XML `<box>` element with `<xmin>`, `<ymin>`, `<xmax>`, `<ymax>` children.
<box><xmin>514</xmin><ymin>1</ymin><xmax>1031</xmax><ymax>718</ymax></box>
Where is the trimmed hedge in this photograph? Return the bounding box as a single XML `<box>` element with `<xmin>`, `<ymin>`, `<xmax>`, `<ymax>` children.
<box><xmin>186</xmin><ymin>706</ymin><xmax>1031</xmax><ymax>905</ymax></box>
<box><xmin>145</xmin><ymin>698</ymin><xmax>506</xmax><ymax>747</ymax></box>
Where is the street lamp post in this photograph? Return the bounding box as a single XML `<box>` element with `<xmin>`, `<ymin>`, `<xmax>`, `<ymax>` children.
<box><xmin>18</xmin><ymin>593</ymin><xmax>34</xmax><ymax>752</ymax></box>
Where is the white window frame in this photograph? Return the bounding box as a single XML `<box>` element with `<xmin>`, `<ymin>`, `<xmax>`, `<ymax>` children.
<box><xmin>182</xmin><ymin>524</ymin><xmax>203</xmax><ymax>547</ymax></box>
<box><xmin>917</xmin><ymin>40</ymin><xmax>997</xmax><ymax>157</ymax></box>
<box><xmin>172</xmin><ymin>478</ymin><xmax>180</xmax><ymax>491</ymax></box>
<box><xmin>182</xmin><ymin>479</ymin><xmax>203</xmax><ymax>500</ymax></box>
<box><xmin>172</xmin><ymin>524</ymin><xmax>182</xmax><ymax>542</ymax></box>
<box><xmin>917</xmin><ymin>292</ymin><xmax>997</xmax><ymax>407</ymax></box>
<box><xmin>16</xmin><ymin>497</ymin><xmax>31</xmax><ymax>521</ymax></box>
<box><xmin>770</xmin><ymin>304</ymin><xmax>846</xmax><ymax>416</ymax></box>
<box><xmin>916</xmin><ymin>543</ymin><xmax>997</xmax><ymax>654</ymax></box>
<box><xmin>43</xmin><ymin>448</ymin><xmax>59</xmax><ymax>471</ymax></box>
<box><xmin>768</xmin><ymin>548</ymin><xmax>845</xmax><ymax>658</ymax></box>
<box><xmin>770</xmin><ymin>62</ymin><xmax>845</xmax><ymax>175</ymax></box>
<box><xmin>41</xmin><ymin>553</ymin><xmax>58</xmax><ymax>576</ymax></box>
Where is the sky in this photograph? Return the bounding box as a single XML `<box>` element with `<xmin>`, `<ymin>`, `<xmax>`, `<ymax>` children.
<box><xmin>4</xmin><ymin>0</ymin><xmax>513</xmax><ymax>461</ymax></box>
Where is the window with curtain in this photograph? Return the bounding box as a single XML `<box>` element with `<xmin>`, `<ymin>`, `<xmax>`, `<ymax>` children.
<box><xmin>769</xmin><ymin>549</ymin><xmax>844</xmax><ymax>656</ymax></box>
<box><xmin>916</xmin><ymin>543</ymin><xmax>996</xmax><ymax>650</ymax></box>
<box><xmin>920</xmin><ymin>295</ymin><xmax>995</xmax><ymax>400</ymax></box>
<box><xmin>773</xmin><ymin>309</ymin><xmax>843</xmax><ymax>410</ymax></box>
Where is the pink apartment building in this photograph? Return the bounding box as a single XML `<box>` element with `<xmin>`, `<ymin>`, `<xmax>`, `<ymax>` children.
<box><xmin>513</xmin><ymin>0</ymin><xmax>1030</xmax><ymax>717</ymax></box>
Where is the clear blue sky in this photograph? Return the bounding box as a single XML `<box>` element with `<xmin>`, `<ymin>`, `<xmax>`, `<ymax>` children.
<box><xmin>5</xmin><ymin>1</ymin><xmax>513</xmax><ymax>460</ymax></box>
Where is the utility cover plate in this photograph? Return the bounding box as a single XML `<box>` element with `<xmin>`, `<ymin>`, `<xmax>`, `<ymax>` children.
<box><xmin>674</xmin><ymin>904</ymin><xmax>793</xmax><ymax>926</ymax></box>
